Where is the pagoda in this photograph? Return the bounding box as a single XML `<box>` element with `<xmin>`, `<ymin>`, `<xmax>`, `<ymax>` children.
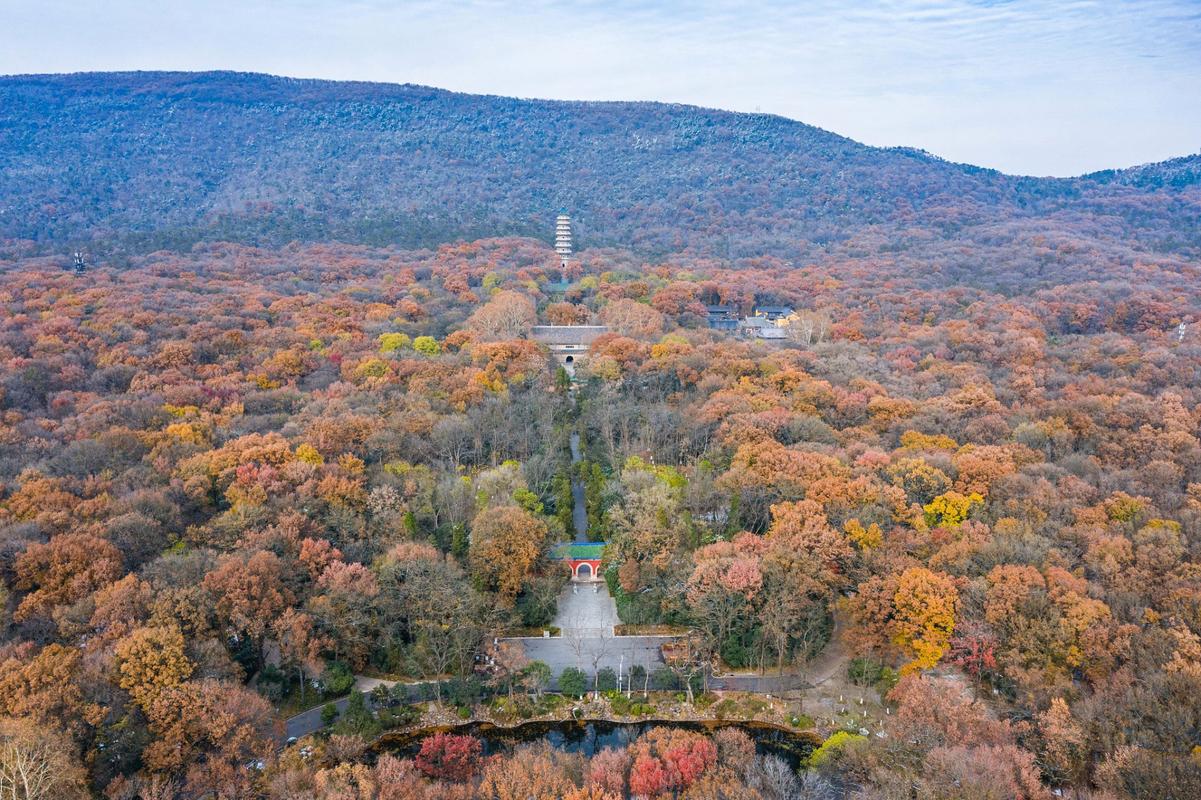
<box><xmin>554</xmin><ymin>214</ymin><xmax>573</xmax><ymax>259</ymax></box>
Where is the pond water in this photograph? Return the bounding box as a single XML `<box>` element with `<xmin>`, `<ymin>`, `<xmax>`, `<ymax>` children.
<box><xmin>377</xmin><ymin>718</ymin><xmax>821</xmax><ymax>770</ymax></box>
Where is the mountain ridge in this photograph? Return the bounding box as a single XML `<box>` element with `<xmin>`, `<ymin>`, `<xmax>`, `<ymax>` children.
<box><xmin>0</xmin><ymin>70</ymin><xmax>1197</xmax><ymax>261</ymax></box>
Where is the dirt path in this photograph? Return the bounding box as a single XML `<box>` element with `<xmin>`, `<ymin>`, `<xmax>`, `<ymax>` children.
<box><xmin>804</xmin><ymin>614</ymin><xmax>847</xmax><ymax>686</ymax></box>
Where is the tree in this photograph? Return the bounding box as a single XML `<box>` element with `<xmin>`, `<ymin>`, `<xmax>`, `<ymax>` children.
<box><xmin>627</xmin><ymin>727</ymin><xmax>718</xmax><ymax>797</ymax></box>
<box><xmin>892</xmin><ymin>567</ymin><xmax>959</xmax><ymax>674</ymax></box>
<box><xmin>522</xmin><ymin>660</ymin><xmax>552</xmax><ymax>699</ymax></box>
<box><xmin>466</xmin><ymin>290</ymin><xmax>536</xmax><ymax>340</ymax></box>
<box><xmin>414</xmin><ymin>733</ymin><xmax>482</xmax><ymax>782</ymax></box>
<box><xmin>468</xmin><ymin>505</ymin><xmax>548</xmax><ymax>605</ymax></box>
<box><xmin>13</xmin><ymin>533</ymin><xmax>123</xmax><ymax>620</ymax></box>
<box><xmin>202</xmin><ymin>550</ymin><xmax>294</xmax><ymax>659</ymax></box>
<box><xmin>559</xmin><ymin>667</ymin><xmax>588</xmax><ymax>698</ymax></box>
<box><xmin>486</xmin><ymin>640</ymin><xmax>529</xmax><ymax>699</ymax></box>
<box><xmin>273</xmin><ymin>609</ymin><xmax>326</xmax><ymax>702</ymax></box>
<box><xmin>114</xmin><ymin>624</ymin><xmax>193</xmax><ymax>710</ymax></box>
<box><xmin>1037</xmin><ymin>697</ymin><xmax>1087</xmax><ymax>788</ymax></box>
<box><xmin>0</xmin><ymin>717</ymin><xmax>87</xmax><ymax>800</ymax></box>
<box><xmin>949</xmin><ymin>623</ymin><xmax>998</xmax><ymax>699</ymax></box>
<box><xmin>687</xmin><ymin>535</ymin><xmax>763</xmax><ymax>668</ymax></box>
<box><xmin>588</xmin><ymin>747</ymin><xmax>629</xmax><ymax>796</ymax></box>
<box><xmin>599</xmin><ymin>299</ymin><xmax>664</xmax><ymax>338</ymax></box>
<box><xmin>309</xmin><ymin>561</ymin><xmax>379</xmax><ymax>668</ymax></box>
<box><xmin>477</xmin><ymin>743</ymin><xmax>584</xmax><ymax>800</ymax></box>
<box><xmin>141</xmin><ymin>679</ymin><xmax>275</xmax><ymax>794</ymax></box>
<box><xmin>0</xmin><ymin>644</ymin><xmax>103</xmax><ymax>738</ymax></box>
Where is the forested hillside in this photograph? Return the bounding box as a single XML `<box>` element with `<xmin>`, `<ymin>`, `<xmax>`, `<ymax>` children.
<box><xmin>1</xmin><ymin>71</ymin><xmax>1199</xmax><ymax>275</ymax></box>
<box><xmin>2</xmin><ymin>237</ymin><xmax>1201</xmax><ymax>797</ymax></box>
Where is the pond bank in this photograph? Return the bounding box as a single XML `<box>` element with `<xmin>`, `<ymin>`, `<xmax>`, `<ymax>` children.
<box><xmin>375</xmin><ymin>717</ymin><xmax>822</xmax><ymax>770</ymax></box>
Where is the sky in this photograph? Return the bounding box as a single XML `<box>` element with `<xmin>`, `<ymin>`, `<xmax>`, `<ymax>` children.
<box><xmin>3</xmin><ymin>1</ymin><xmax>1200</xmax><ymax>176</ymax></box>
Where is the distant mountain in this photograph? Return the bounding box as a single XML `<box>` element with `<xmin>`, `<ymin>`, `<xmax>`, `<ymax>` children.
<box><xmin>0</xmin><ymin>71</ymin><xmax>1197</xmax><ymax>262</ymax></box>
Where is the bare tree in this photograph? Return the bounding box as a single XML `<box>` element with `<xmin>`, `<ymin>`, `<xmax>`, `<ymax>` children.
<box><xmin>786</xmin><ymin>309</ymin><xmax>831</xmax><ymax>347</ymax></box>
<box><xmin>0</xmin><ymin>719</ymin><xmax>87</xmax><ymax>800</ymax></box>
<box><xmin>665</xmin><ymin>632</ymin><xmax>709</xmax><ymax>704</ymax></box>
<box><xmin>563</xmin><ymin>608</ymin><xmax>589</xmax><ymax>668</ymax></box>
<box><xmin>587</xmin><ymin>629</ymin><xmax>613</xmax><ymax>699</ymax></box>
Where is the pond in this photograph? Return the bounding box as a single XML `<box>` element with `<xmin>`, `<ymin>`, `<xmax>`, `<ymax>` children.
<box><xmin>377</xmin><ymin>718</ymin><xmax>821</xmax><ymax>770</ymax></box>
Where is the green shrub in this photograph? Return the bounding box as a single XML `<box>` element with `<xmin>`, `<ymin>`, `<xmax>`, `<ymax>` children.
<box><xmin>595</xmin><ymin>667</ymin><xmax>617</xmax><ymax>692</ymax></box>
<box><xmin>378</xmin><ymin>332</ymin><xmax>411</xmax><ymax>352</ymax></box>
<box><xmin>630</xmin><ymin>664</ymin><xmax>648</xmax><ymax>693</ymax></box>
<box><xmin>320</xmin><ymin>703</ymin><xmax>339</xmax><ymax>726</ymax></box>
<box><xmin>413</xmin><ymin>336</ymin><xmax>440</xmax><ymax>356</ymax></box>
<box><xmin>335</xmin><ymin>691</ymin><xmax>382</xmax><ymax>738</ymax></box>
<box><xmin>876</xmin><ymin>666</ymin><xmax>900</xmax><ymax>694</ymax></box>
<box><xmin>322</xmin><ymin>661</ymin><xmax>355</xmax><ymax>696</ymax></box>
<box><xmin>559</xmin><ymin>667</ymin><xmax>588</xmax><ymax>698</ymax></box>
<box><xmin>847</xmin><ymin>657</ymin><xmax>885</xmax><ymax>687</ymax></box>
<box><xmin>712</xmin><ymin>698</ymin><xmax>740</xmax><ymax>719</ymax></box>
<box><xmin>377</xmin><ymin>704</ymin><xmax>419</xmax><ymax>729</ymax></box>
<box><xmin>720</xmin><ymin>636</ymin><xmax>751</xmax><ymax>669</ymax></box>
<box><xmin>609</xmin><ymin>691</ymin><xmax>657</xmax><ymax>717</ymax></box>
<box><xmin>651</xmin><ymin>668</ymin><xmax>678</xmax><ymax>691</ymax></box>
<box><xmin>446</xmin><ymin>675</ymin><xmax>484</xmax><ymax>708</ymax></box>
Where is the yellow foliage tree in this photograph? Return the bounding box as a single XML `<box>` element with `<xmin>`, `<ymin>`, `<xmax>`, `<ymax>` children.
<box><xmin>923</xmin><ymin>490</ymin><xmax>983</xmax><ymax>528</ymax></box>
<box><xmin>891</xmin><ymin>567</ymin><xmax>959</xmax><ymax>674</ymax></box>
<box><xmin>844</xmin><ymin>518</ymin><xmax>883</xmax><ymax>550</ymax></box>
<box><xmin>295</xmin><ymin>442</ymin><xmax>324</xmax><ymax>465</ymax></box>
<box><xmin>114</xmin><ymin>625</ymin><xmax>193</xmax><ymax>710</ymax></box>
<box><xmin>378</xmin><ymin>332</ymin><xmax>412</xmax><ymax>352</ymax></box>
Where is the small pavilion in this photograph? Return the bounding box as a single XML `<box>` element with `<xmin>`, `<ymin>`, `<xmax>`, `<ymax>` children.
<box><xmin>550</xmin><ymin>542</ymin><xmax>605</xmax><ymax>582</ymax></box>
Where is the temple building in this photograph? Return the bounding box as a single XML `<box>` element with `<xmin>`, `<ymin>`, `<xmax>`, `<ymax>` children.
<box><xmin>530</xmin><ymin>325</ymin><xmax>608</xmax><ymax>374</ymax></box>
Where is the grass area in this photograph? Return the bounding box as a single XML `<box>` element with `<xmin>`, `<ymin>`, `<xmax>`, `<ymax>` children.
<box><xmin>711</xmin><ymin>693</ymin><xmax>772</xmax><ymax>720</ymax></box>
<box><xmin>503</xmin><ymin>626</ymin><xmax>562</xmax><ymax>637</ymax></box>
<box><xmin>614</xmin><ymin>623</ymin><xmax>688</xmax><ymax>636</ymax></box>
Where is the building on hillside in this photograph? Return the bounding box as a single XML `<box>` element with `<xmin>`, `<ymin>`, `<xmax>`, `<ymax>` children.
<box><xmin>530</xmin><ymin>325</ymin><xmax>609</xmax><ymax>374</ymax></box>
<box><xmin>705</xmin><ymin>305</ymin><xmax>740</xmax><ymax>331</ymax></box>
<box><xmin>753</xmin><ymin>305</ymin><xmax>794</xmax><ymax>321</ymax></box>
<box><xmin>739</xmin><ymin>316</ymin><xmax>786</xmax><ymax>339</ymax></box>
<box><xmin>550</xmin><ymin>541</ymin><xmax>605</xmax><ymax>581</ymax></box>
<box><xmin>555</xmin><ymin>214</ymin><xmax>573</xmax><ymax>260</ymax></box>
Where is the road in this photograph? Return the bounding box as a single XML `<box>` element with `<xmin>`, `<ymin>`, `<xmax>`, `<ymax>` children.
<box><xmin>285</xmin><ymin>696</ymin><xmax>345</xmax><ymax>740</ymax></box>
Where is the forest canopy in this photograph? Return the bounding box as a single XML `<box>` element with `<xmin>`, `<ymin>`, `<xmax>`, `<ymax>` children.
<box><xmin>1</xmin><ymin>231</ymin><xmax>1200</xmax><ymax>797</ymax></box>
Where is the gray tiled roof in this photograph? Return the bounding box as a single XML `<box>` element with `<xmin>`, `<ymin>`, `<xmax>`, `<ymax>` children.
<box><xmin>530</xmin><ymin>325</ymin><xmax>610</xmax><ymax>345</ymax></box>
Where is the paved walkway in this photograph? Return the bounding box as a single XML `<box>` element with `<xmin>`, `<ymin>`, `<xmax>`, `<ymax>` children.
<box><xmin>569</xmin><ymin>432</ymin><xmax>588</xmax><ymax>541</ymax></box>
<box><xmin>555</xmin><ymin>581</ymin><xmax>620</xmax><ymax>636</ymax></box>
<box><xmin>504</xmin><ymin>583</ymin><xmax>669</xmax><ymax>681</ymax></box>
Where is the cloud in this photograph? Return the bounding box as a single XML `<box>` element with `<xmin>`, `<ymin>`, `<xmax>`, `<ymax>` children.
<box><xmin>2</xmin><ymin>0</ymin><xmax>1199</xmax><ymax>175</ymax></box>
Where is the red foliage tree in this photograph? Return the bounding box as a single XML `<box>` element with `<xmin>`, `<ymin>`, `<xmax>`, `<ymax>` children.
<box><xmin>414</xmin><ymin>733</ymin><xmax>483</xmax><ymax>782</ymax></box>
